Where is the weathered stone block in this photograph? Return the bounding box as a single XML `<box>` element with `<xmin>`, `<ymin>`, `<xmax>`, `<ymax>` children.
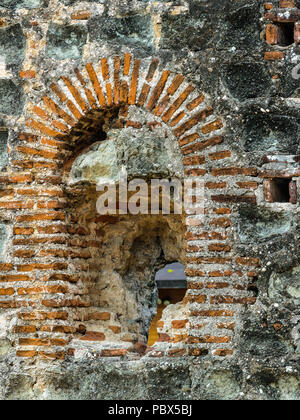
<box><xmin>219</xmin><ymin>5</ymin><xmax>262</xmax><ymax>49</ymax></box>
<box><xmin>276</xmin><ymin>375</ymin><xmax>300</xmax><ymax>400</ymax></box>
<box><xmin>191</xmin><ymin>369</ymin><xmax>241</xmax><ymax>400</ymax></box>
<box><xmin>240</xmin><ymin>319</ymin><xmax>292</xmax><ymax>358</ymax></box>
<box><xmin>242</xmin><ymin>114</ymin><xmax>299</xmax><ymax>154</ymax></box>
<box><xmin>238</xmin><ymin>205</ymin><xmax>292</xmax><ymax>244</ymax></box>
<box><xmin>70</xmin><ymin>140</ymin><xmax>119</xmax><ymax>184</ymax></box>
<box><xmin>115</xmin><ymin>129</ymin><xmax>183</xmax><ymax>180</ymax></box>
<box><xmin>0</xmin><ymin>0</ymin><xmax>43</xmax><ymax>9</ymax></box>
<box><xmin>279</xmin><ymin>60</ymin><xmax>300</xmax><ymax>97</ymax></box>
<box><xmin>0</xmin><ymin>80</ymin><xmax>25</xmax><ymax>116</ymax></box>
<box><xmin>70</xmin><ymin>125</ymin><xmax>183</xmax><ymax>184</ymax></box>
<box><xmin>247</xmin><ymin>369</ymin><xmax>300</xmax><ymax>400</ymax></box>
<box><xmin>46</xmin><ymin>24</ymin><xmax>87</xmax><ymax>60</ymax></box>
<box><xmin>222</xmin><ymin>63</ymin><xmax>272</xmax><ymax>100</ymax></box>
<box><xmin>88</xmin><ymin>15</ymin><xmax>155</xmax><ymax>50</ymax></box>
<box><xmin>161</xmin><ymin>15</ymin><xmax>218</xmax><ymax>51</ymax></box>
<box><xmin>0</xmin><ymin>24</ymin><xmax>26</xmax><ymax>67</ymax></box>
<box><xmin>269</xmin><ymin>266</ymin><xmax>300</xmax><ymax>302</ymax></box>
<box><xmin>0</xmin><ymin>340</ymin><xmax>12</xmax><ymax>358</ymax></box>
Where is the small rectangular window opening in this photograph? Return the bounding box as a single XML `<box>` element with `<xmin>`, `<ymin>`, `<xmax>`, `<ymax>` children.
<box><xmin>276</xmin><ymin>22</ymin><xmax>295</xmax><ymax>46</ymax></box>
<box><xmin>264</xmin><ymin>178</ymin><xmax>297</xmax><ymax>203</ymax></box>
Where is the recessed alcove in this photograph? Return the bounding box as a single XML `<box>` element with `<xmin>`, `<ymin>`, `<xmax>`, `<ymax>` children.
<box><xmin>66</xmin><ymin>213</ymin><xmax>186</xmax><ymax>356</ymax></box>
<box><xmin>275</xmin><ymin>22</ymin><xmax>295</xmax><ymax>46</ymax></box>
<box><xmin>62</xmin><ymin>104</ymin><xmax>188</xmax><ymax>355</ymax></box>
<box><xmin>264</xmin><ymin>178</ymin><xmax>297</xmax><ymax>203</ymax></box>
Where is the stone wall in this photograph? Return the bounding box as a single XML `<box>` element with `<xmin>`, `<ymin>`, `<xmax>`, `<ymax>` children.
<box><xmin>0</xmin><ymin>0</ymin><xmax>299</xmax><ymax>400</ymax></box>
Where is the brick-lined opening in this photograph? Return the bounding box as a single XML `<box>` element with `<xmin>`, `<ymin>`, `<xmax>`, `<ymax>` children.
<box><xmin>267</xmin><ymin>22</ymin><xmax>295</xmax><ymax>45</ymax></box>
<box><xmin>0</xmin><ymin>53</ymin><xmax>262</xmax><ymax>360</ymax></box>
<box><xmin>264</xmin><ymin>178</ymin><xmax>298</xmax><ymax>203</ymax></box>
<box><xmin>264</xmin><ymin>1</ymin><xmax>300</xmax><ymax>53</ymax></box>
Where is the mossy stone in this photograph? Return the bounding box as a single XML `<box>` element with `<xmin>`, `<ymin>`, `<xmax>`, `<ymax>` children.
<box><xmin>0</xmin><ymin>80</ymin><xmax>25</xmax><ymax>116</ymax></box>
<box><xmin>46</xmin><ymin>24</ymin><xmax>87</xmax><ymax>60</ymax></box>
<box><xmin>222</xmin><ymin>63</ymin><xmax>272</xmax><ymax>100</ymax></box>
<box><xmin>0</xmin><ymin>24</ymin><xmax>26</xmax><ymax>67</ymax></box>
<box><xmin>0</xmin><ymin>0</ymin><xmax>42</xmax><ymax>10</ymax></box>
<box><xmin>242</xmin><ymin>114</ymin><xmax>299</xmax><ymax>154</ymax></box>
<box><xmin>88</xmin><ymin>15</ymin><xmax>155</xmax><ymax>50</ymax></box>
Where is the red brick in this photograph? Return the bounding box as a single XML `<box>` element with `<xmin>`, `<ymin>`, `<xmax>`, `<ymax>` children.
<box><xmin>168</xmin><ymin>348</ymin><xmax>186</xmax><ymax>357</ymax></box>
<box><xmin>264</xmin><ymin>51</ymin><xmax>284</xmax><ymax>60</ymax></box>
<box><xmin>295</xmin><ymin>22</ymin><xmax>300</xmax><ymax>43</ymax></box>
<box><xmin>128</xmin><ymin>59</ymin><xmax>141</xmax><ymax>105</ymax></box>
<box><xmin>162</xmin><ymin>85</ymin><xmax>194</xmax><ymax>122</ymax></box>
<box><xmin>14</xmin><ymin>227</ymin><xmax>34</xmax><ymax>235</ymax></box>
<box><xmin>181</xmin><ymin>136</ymin><xmax>223</xmax><ymax>155</ymax></box>
<box><xmin>187</xmin><ymin>295</ymin><xmax>207</xmax><ymax>304</ymax></box>
<box><xmin>81</xmin><ymin>332</ymin><xmax>105</xmax><ymax>341</ymax></box>
<box><xmin>16</xmin><ymin>350</ymin><xmax>38</xmax><ymax>357</ymax></box>
<box><xmin>20</xmin><ymin>70</ymin><xmax>36</xmax><ymax>79</ymax></box>
<box><xmin>85</xmin><ymin>312</ymin><xmax>111</xmax><ymax>321</ymax></box>
<box><xmin>201</xmin><ymin>119</ymin><xmax>223</xmax><ymax>134</ymax></box>
<box><xmin>210</xmin><ymin>217</ymin><xmax>231</xmax><ymax>228</ymax></box>
<box><xmin>171</xmin><ymin>320</ymin><xmax>188</xmax><ymax>329</ymax></box>
<box><xmin>279</xmin><ymin>0</ymin><xmax>295</xmax><ymax>7</ymax></box>
<box><xmin>148</xmin><ymin>70</ymin><xmax>171</xmax><ymax>111</ymax></box>
<box><xmin>213</xmin><ymin>349</ymin><xmax>234</xmax><ymax>357</ymax></box>
<box><xmin>191</xmin><ymin>310</ymin><xmax>234</xmax><ymax>317</ymax></box>
<box><xmin>206</xmin><ymin>282</ymin><xmax>230</xmax><ymax>289</ymax></box>
<box><xmin>211</xmin><ymin>167</ymin><xmax>257</xmax><ymax>177</ymax></box>
<box><xmin>101</xmin><ymin>349</ymin><xmax>127</xmax><ymax>357</ymax></box>
<box><xmin>208</xmin><ymin>243</ymin><xmax>231</xmax><ymax>252</ymax></box>
<box><xmin>19</xmin><ymin>338</ymin><xmax>50</xmax><ymax>346</ymax></box>
<box><xmin>0</xmin><ymin>264</ymin><xmax>13</xmax><ymax>272</ymax></box>
<box><xmin>71</xmin><ymin>11</ymin><xmax>91</xmax><ymax>20</ymax></box>
<box><xmin>109</xmin><ymin>325</ymin><xmax>121</xmax><ymax>334</ymax></box>
<box><xmin>209</xmin><ymin>150</ymin><xmax>231</xmax><ymax>161</ymax></box>
<box><xmin>266</xmin><ymin>24</ymin><xmax>278</xmax><ymax>44</ymax></box>
<box><xmin>39</xmin><ymin>351</ymin><xmax>65</xmax><ymax>359</ymax></box>
<box><xmin>14</xmin><ymin>325</ymin><xmax>37</xmax><ymax>333</ymax></box>
<box><xmin>0</xmin><ymin>288</ymin><xmax>14</xmax><ymax>296</ymax></box>
<box><xmin>236</xmin><ymin>257</ymin><xmax>260</xmax><ymax>267</ymax></box>
<box><xmin>188</xmin><ymin>348</ymin><xmax>209</xmax><ymax>357</ymax></box>
<box><xmin>210</xmin><ymin>296</ymin><xmax>256</xmax><ymax>305</ymax></box>
<box><xmin>0</xmin><ymin>201</ymin><xmax>34</xmax><ymax>210</ymax></box>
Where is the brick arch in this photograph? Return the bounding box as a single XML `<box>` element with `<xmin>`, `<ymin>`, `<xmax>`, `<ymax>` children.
<box><xmin>5</xmin><ymin>53</ymin><xmax>259</xmax><ymax>360</ymax></box>
<box><xmin>24</xmin><ymin>54</ymin><xmax>220</xmax><ymax>162</ymax></box>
